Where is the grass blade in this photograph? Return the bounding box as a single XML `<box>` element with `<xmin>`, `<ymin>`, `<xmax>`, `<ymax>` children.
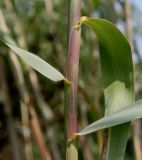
<box><xmin>0</xmin><ymin>39</ymin><xmax>68</xmax><ymax>83</ymax></box>
<box><xmin>76</xmin><ymin>17</ymin><xmax>134</xmax><ymax>160</ymax></box>
<box><xmin>78</xmin><ymin>100</ymin><xmax>142</xmax><ymax>135</ymax></box>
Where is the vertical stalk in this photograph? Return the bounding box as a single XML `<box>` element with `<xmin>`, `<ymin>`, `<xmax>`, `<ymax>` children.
<box><xmin>66</xmin><ymin>0</ymin><xmax>81</xmax><ymax>159</ymax></box>
<box><xmin>30</xmin><ymin>105</ymin><xmax>52</xmax><ymax>160</ymax></box>
<box><xmin>8</xmin><ymin>52</ymin><xmax>34</xmax><ymax>160</ymax></box>
<box><xmin>101</xmin><ymin>129</ymin><xmax>109</xmax><ymax>160</ymax></box>
<box><xmin>124</xmin><ymin>1</ymin><xmax>142</xmax><ymax>159</ymax></box>
<box><xmin>124</xmin><ymin>0</ymin><xmax>134</xmax><ymax>52</ymax></box>
<box><xmin>0</xmin><ymin>7</ymin><xmax>34</xmax><ymax>160</ymax></box>
<box><xmin>0</xmin><ymin>58</ymin><xmax>21</xmax><ymax>160</ymax></box>
<box><xmin>66</xmin><ymin>28</ymin><xmax>81</xmax><ymax>139</ymax></box>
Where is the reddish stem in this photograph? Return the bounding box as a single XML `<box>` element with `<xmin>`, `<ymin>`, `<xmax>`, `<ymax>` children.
<box><xmin>66</xmin><ymin>0</ymin><xmax>81</xmax><ymax>140</ymax></box>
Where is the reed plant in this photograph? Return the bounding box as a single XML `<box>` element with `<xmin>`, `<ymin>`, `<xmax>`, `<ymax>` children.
<box><xmin>0</xmin><ymin>1</ymin><xmax>142</xmax><ymax>160</ymax></box>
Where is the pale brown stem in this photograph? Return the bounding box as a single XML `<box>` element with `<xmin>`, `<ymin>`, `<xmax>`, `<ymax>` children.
<box><xmin>119</xmin><ymin>0</ymin><xmax>140</xmax><ymax>60</ymax></box>
<box><xmin>124</xmin><ymin>1</ymin><xmax>142</xmax><ymax>159</ymax></box>
<box><xmin>124</xmin><ymin>0</ymin><xmax>134</xmax><ymax>52</ymax></box>
<box><xmin>132</xmin><ymin>120</ymin><xmax>142</xmax><ymax>160</ymax></box>
<box><xmin>30</xmin><ymin>105</ymin><xmax>52</xmax><ymax>160</ymax></box>
<box><xmin>8</xmin><ymin>52</ymin><xmax>34</xmax><ymax>160</ymax></box>
<box><xmin>101</xmin><ymin>129</ymin><xmax>109</xmax><ymax>160</ymax></box>
<box><xmin>5</xmin><ymin>0</ymin><xmax>54</xmax><ymax>122</ymax></box>
<box><xmin>0</xmin><ymin>7</ymin><xmax>34</xmax><ymax>160</ymax></box>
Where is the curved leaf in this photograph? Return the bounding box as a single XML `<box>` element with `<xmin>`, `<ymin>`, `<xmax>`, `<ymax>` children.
<box><xmin>78</xmin><ymin>100</ymin><xmax>142</xmax><ymax>135</ymax></box>
<box><xmin>77</xmin><ymin>17</ymin><xmax>134</xmax><ymax>160</ymax></box>
<box><xmin>0</xmin><ymin>39</ymin><xmax>69</xmax><ymax>83</ymax></box>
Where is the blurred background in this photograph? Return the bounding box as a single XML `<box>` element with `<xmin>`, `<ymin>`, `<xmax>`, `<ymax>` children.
<box><xmin>0</xmin><ymin>0</ymin><xmax>142</xmax><ymax>160</ymax></box>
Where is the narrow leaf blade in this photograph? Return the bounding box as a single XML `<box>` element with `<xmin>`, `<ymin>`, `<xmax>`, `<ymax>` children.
<box><xmin>78</xmin><ymin>100</ymin><xmax>142</xmax><ymax>135</ymax></box>
<box><xmin>0</xmin><ymin>40</ymin><xmax>67</xmax><ymax>82</ymax></box>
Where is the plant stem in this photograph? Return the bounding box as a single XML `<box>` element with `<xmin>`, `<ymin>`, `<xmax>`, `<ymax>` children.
<box><xmin>65</xmin><ymin>0</ymin><xmax>81</xmax><ymax>159</ymax></box>
<box><xmin>0</xmin><ymin>6</ymin><xmax>34</xmax><ymax>160</ymax></box>
<box><xmin>124</xmin><ymin>1</ymin><xmax>142</xmax><ymax>159</ymax></box>
<box><xmin>8</xmin><ymin>52</ymin><xmax>34</xmax><ymax>160</ymax></box>
<box><xmin>30</xmin><ymin>104</ymin><xmax>52</xmax><ymax>160</ymax></box>
<box><xmin>66</xmin><ymin>27</ymin><xmax>81</xmax><ymax>140</ymax></box>
<box><xmin>67</xmin><ymin>0</ymin><xmax>82</xmax><ymax>49</ymax></box>
<box><xmin>124</xmin><ymin>0</ymin><xmax>134</xmax><ymax>52</ymax></box>
<box><xmin>0</xmin><ymin>58</ymin><xmax>21</xmax><ymax>160</ymax></box>
<box><xmin>101</xmin><ymin>129</ymin><xmax>109</xmax><ymax>160</ymax></box>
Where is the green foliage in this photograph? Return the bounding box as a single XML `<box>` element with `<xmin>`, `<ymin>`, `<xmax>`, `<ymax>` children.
<box><xmin>76</xmin><ymin>17</ymin><xmax>134</xmax><ymax>160</ymax></box>
<box><xmin>0</xmin><ymin>39</ymin><xmax>68</xmax><ymax>83</ymax></box>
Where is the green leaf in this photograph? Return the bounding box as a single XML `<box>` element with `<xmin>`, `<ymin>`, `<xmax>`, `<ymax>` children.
<box><xmin>0</xmin><ymin>39</ymin><xmax>69</xmax><ymax>83</ymax></box>
<box><xmin>78</xmin><ymin>100</ymin><xmax>142</xmax><ymax>135</ymax></box>
<box><xmin>77</xmin><ymin>17</ymin><xmax>134</xmax><ymax>160</ymax></box>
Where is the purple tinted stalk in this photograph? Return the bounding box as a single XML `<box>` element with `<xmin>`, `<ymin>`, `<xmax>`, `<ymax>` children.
<box><xmin>65</xmin><ymin>0</ymin><xmax>81</xmax><ymax>159</ymax></box>
<box><xmin>66</xmin><ymin>28</ymin><xmax>81</xmax><ymax>139</ymax></box>
<box><xmin>66</xmin><ymin>0</ymin><xmax>81</xmax><ymax>140</ymax></box>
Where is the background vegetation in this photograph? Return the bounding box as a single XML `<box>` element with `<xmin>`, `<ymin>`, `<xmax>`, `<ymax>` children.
<box><xmin>0</xmin><ymin>0</ymin><xmax>142</xmax><ymax>160</ymax></box>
